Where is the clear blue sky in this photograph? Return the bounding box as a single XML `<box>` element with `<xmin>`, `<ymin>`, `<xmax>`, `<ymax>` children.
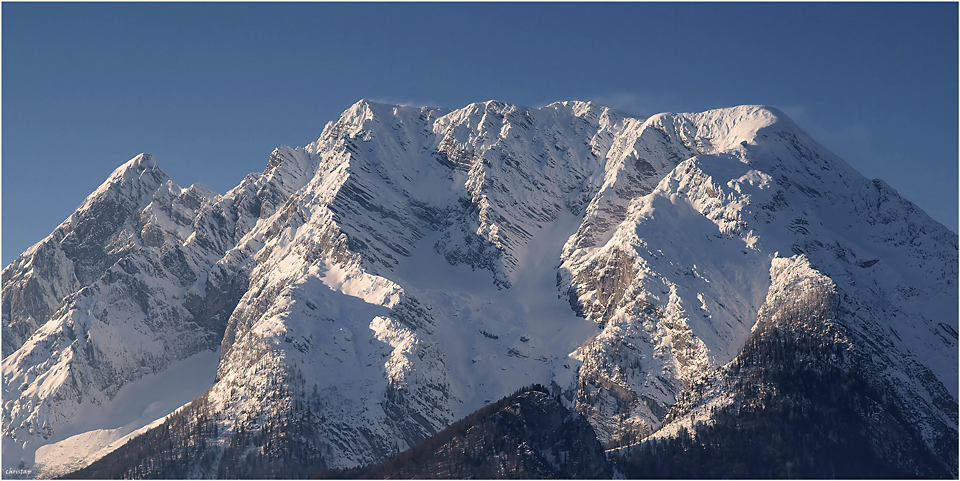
<box><xmin>3</xmin><ymin>2</ymin><xmax>957</xmax><ymax>266</ymax></box>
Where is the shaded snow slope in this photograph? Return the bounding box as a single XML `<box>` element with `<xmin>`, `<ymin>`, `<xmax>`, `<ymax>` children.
<box><xmin>31</xmin><ymin>349</ymin><xmax>219</xmax><ymax>478</ymax></box>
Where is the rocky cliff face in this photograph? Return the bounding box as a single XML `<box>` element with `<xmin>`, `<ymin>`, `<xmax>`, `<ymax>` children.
<box><xmin>3</xmin><ymin>100</ymin><xmax>956</xmax><ymax>478</ymax></box>
<box><xmin>2</xmin><ymin>154</ymin><xmax>233</xmax><ymax>474</ymax></box>
<box><xmin>561</xmin><ymin>107</ymin><xmax>958</xmax><ymax>454</ymax></box>
<box><xmin>1</xmin><ymin>147</ymin><xmax>316</xmax><ymax>476</ymax></box>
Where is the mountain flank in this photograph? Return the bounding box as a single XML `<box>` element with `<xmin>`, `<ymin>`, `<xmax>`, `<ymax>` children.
<box><xmin>2</xmin><ymin>99</ymin><xmax>955</xmax><ymax>478</ymax></box>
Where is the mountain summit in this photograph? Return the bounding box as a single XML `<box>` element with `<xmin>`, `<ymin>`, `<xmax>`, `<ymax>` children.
<box><xmin>3</xmin><ymin>100</ymin><xmax>956</xmax><ymax>478</ymax></box>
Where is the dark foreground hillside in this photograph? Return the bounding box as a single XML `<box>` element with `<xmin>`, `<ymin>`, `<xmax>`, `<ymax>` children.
<box><xmin>315</xmin><ymin>385</ymin><xmax>612</xmax><ymax>479</ymax></box>
<box><xmin>65</xmin><ymin>368</ymin><xmax>954</xmax><ymax>479</ymax></box>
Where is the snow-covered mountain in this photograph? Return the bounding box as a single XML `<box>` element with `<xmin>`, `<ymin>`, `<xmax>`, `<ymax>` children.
<box><xmin>3</xmin><ymin>100</ymin><xmax>956</xmax><ymax>478</ymax></box>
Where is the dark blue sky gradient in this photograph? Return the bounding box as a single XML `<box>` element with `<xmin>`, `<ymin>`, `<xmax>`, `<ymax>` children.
<box><xmin>3</xmin><ymin>2</ymin><xmax>957</xmax><ymax>265</ymax></box>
